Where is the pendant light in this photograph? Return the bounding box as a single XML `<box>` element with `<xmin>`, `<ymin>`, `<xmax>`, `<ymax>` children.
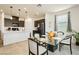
<box><xmin>25</xmin><ymin>11</ymin><xmax>27</xmax><ymax>18</ymax></box>
<box><xmin>37</xmin><ymin>4</ymin><xmax>42</xmax><ymax>7</ymax></box>
<box><xmin>18</xmin><ymin>9</ymin><xmax>21</xmax><ymax>17</ymax></box>
<box><xmin>10</xmin><ymin>6</ymin><xmax>13</xmax><ymax>20</ymax></box>
<box><xmin>18</xmin><ymin>9</ymin><xmax>24</xmax><ymax>21</ymax></box>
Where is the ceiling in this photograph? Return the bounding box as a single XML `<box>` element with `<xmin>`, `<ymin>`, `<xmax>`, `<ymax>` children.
<box><xmin>0</xmin><ymin>4</ymin><xmax>76</xmax><ymax>19</ymax></box>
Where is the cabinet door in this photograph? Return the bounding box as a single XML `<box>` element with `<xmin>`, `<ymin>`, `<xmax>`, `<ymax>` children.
<box><xmin>34</xmin><ymin>19</ymin><xmax>45</xmax><ymax>35</ymax></box>
<box><xmin>40</xmin><ymin>22</ymin><xmax>45</xmax><ymax>35</ymax></box>
<box><xmin>12</xmin><ymin>16</ymin><xmax>19</xmax><ymax>23</ymax></box>
<box><xmin>34</xmin><ymin>21</ymin><xmax>38</xmax><ymax>27</ymax></box>
<box><xmin>19</xmin><ymin>21</ymin><xmax>24</xmax><ymax>27</ymax></box>
<box><xmin>4</xmin><ymin>18</ymin><xmax>12</xmax><ymax>27</ymax></box>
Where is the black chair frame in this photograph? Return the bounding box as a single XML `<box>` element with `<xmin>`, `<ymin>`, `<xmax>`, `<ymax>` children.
<box><xmin>28</xmin><ymin>38</ymin><xmax>48</xmax><ymax>55</ymax></box>
<box><xmin>59</xmin><ymin>35</ymin><xmax>72</xmax><ymax>55</ymax></box>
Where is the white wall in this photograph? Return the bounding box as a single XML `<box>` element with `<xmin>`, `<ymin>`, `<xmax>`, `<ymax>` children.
<box><xmin>0</xmin><ymin>12</ymin><xmax>4</xmax><ymax>33</ymax></box>
<box><xmin>0</xmin><ymin>12</ymin><xmax>4</xmax><ymax>39</ymax></box>
<box><xmin>25</xmin><ymin>18</ymin><xmax>34</xmax><ymax>37</ymax></box>
<box><xmin>45</xmin><ymin>5</ymin><xmax>79</xmax><ymax>32</ymax></box>
<box><xmin>0</xmin><ymin>13</ymin><xmax>2</xmax><ymax>31</ymax></box>
<box><xmin>45</xmin><ymin>13</ymin><xmax>55</xmax><ymax>33</ymax></box>
<box><xmin>70</xmin><ymin>6</ymin><xmax>79</xmax><ymax>32</ymax></box>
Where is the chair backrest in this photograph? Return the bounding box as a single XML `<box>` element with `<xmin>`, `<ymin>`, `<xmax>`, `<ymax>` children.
<box><xmin>28</xmin><ymin>38</ymin><xmax>48</xmax><ymax>55</ymax></box>
<box><xmin>34</xmin><ymin>33</ymin><xmax>40</xmax><ymax>40</ymax></box>
<box><xmin>65</xmin><ymin>35</ymin><xmax>72</xmax><ymax>44</ymax></box>
<box><xmin>57</xmin><ymin>31</ymin><xmax>64</xmax><ymax>38</ymax></box>
<box><xmin>28</xmin><ymin>38</ymin><xmax>37</xmax><ymax>55</ymax></box>
<box><xmin>61</xmin><ymin>35</ymin><xmax>72</xmax><ymax>44</ymax></box>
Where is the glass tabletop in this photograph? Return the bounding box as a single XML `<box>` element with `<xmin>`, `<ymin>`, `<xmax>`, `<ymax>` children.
<box><xmin>39</xmin><ymin>37</ymin><xmax>58</xmax><ymax>46</ymax></box>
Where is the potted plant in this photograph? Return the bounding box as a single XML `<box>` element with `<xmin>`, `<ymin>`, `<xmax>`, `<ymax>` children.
<box><xmin>74</xmin><ymin>32</ymin><xmax>79</xmax><ymax>45</ymax></box>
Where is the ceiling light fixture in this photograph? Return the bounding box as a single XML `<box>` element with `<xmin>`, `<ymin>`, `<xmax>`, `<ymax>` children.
<box><xmin>18</xmin><ymin>9</ymin><xmax>21</xmax><ymax>17</ymax></box>
<box><xmin>25</xmin><ymin>11</ymin><xmax>27</xmax><ymax>18</ymax></box>
<box><xmin>37</xmin><ymin>4</ymin><xmax>42</xmax><ymax>7</ymax></box>
<box><xmin>10</xmin><ymin>6</ymin><xmax>13</xmax><ymax>20</ymax></box>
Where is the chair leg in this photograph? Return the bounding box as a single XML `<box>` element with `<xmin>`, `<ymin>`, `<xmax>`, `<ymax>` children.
<box><xmin>47</xmin><ymin>50</ymin><xmax>48</xmax><ymax>55</ymax></box>
<box><xmin>29</xmin><ymin>49</ymin><xmax>30</xmax><ymax>55</ymax></box>
<box><xmin>59</xmin><ymin>43</ymin><xmax>61</xmax><ymax>51</ymax></box>
<box><xmin>29</xmin><ymin>51</ymin><xmax>30</xmax><ymax>55</ymax></box>
<box><xmin>70</xmin><ymin>44</ymin><xmax>72</xmax><ymax>55</ymax></box>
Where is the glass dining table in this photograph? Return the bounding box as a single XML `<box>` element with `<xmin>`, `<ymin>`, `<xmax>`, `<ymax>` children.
<box><xmin>36</xmin><ymin>35</ymin><xmax>66</xmax><ymax>52</ymax></box>
<box><xmin>38</xmin><ymin>32</ymin><xmax>74</xmax><ymax>52</ymax></box>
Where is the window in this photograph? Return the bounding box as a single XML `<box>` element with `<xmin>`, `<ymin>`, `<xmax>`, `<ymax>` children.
<box><xmin>56</xmin><ymin>14</ymin><xmax>68</xmax><ymax>32</ymax></box>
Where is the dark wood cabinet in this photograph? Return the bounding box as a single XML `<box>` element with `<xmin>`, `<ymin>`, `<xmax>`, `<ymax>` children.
<box><xmin>4</xmin><ymin>18</ymin><xmax>12</xmax><ymax>27</ymax></box>
<box><xmin>19</xmin><ymin>21</ymin><xmax>24</xmax><ymax>27</ymax></box>
<box><xmin>12</xmin><ymin>16</ymin><xmax>19</xmax><ymax>24</ymax></box>
<box><xmin>34</xmin><ymin>19</ymin><xmax>45</xmax><ymax>37</ymax></box>
<box><xmin>4</xmin><ymin>16</ymin><xmax>24</xmax><ymax>27</ymax></box>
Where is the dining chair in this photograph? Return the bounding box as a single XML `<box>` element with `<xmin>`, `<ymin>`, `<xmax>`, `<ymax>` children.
<box><xmin>28</xmin><ymin>38</ymin><xmax>48</xmax><ymax>55</ymax></box>
<box><xmin>34</xmin><ymin>33</ymin><xmax>40</xmax><ymax>40</ymax></box>
<box><xmin>59</xmin><ymin>34</ymin><xmax>73</xmax><ymax>54</ymax></box>
<box><xmin>57</xmin><ymin>31</ymin><xmax>64</xmax><ymax>38</ymax></box>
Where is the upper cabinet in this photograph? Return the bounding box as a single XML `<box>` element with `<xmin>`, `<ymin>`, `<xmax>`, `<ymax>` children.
<box><xmin>4</xmin><ymin>15</ymin><xmax>25</xmax><ymax>27</ymax></box>
<box><xmin>19</xmin><ymin>21</ymin><xmax>24</xmax><ymax>27</ymax></box>
<box><xmin>34</xmin><ymin>19</ymin><xmax>45</xmax><ymax>27</ymax></box>
<box><xmin>4</xmin><ymin>18</ymin><xmax>12</xmax><ymax>27</ymax></box>
<box><xmin>34</xmin><ymin>19</ymin><xmax>45</xmax><ymax>35</ymax></box>
<box><xmin>12</xmin><ymin>16</ymin><xmax>19</xmax><ymax>23</ymax></box>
